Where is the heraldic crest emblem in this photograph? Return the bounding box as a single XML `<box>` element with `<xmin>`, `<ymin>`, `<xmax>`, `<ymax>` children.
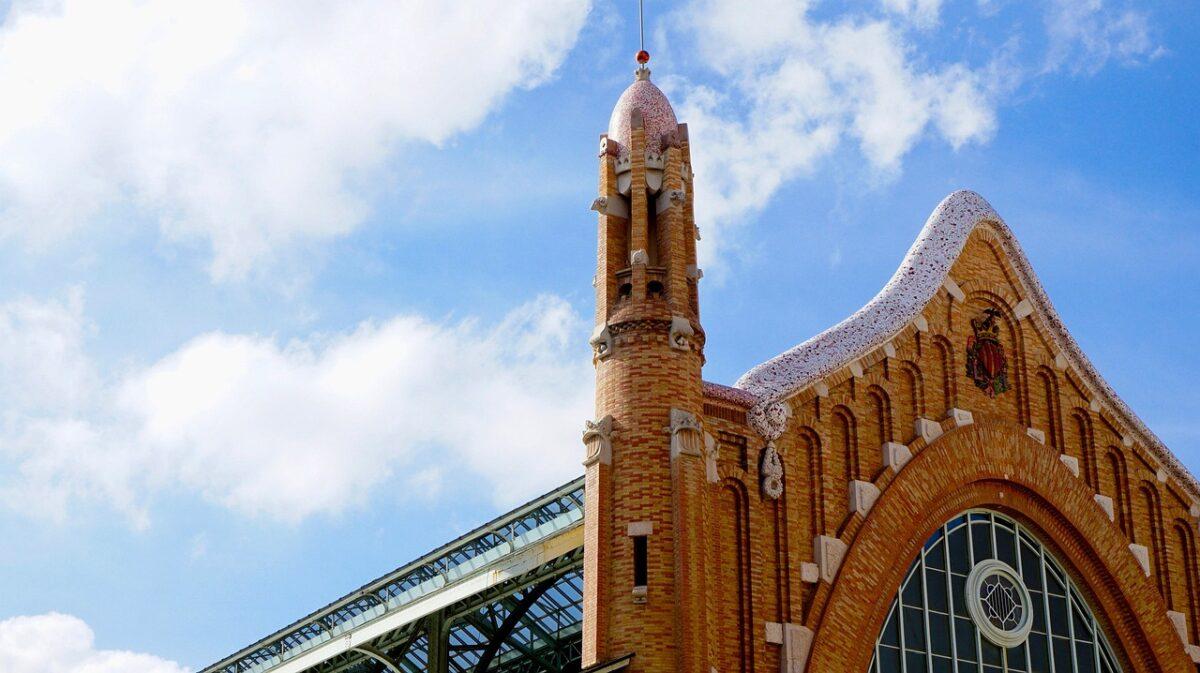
<box><xmin>966</xmin><ymin>308</ymin><xmax>1009</xmax><ymax>397</ymax></box>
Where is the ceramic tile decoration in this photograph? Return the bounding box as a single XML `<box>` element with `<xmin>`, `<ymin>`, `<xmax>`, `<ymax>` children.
<box><xmin>607</xmin><ymin>69</ymin><xmax>678</xmax><ymax>161</ymax></box>
<box><xmin>734</xmin><ymin>189</ymin><xmax>1198</xmax><ymax>495</ymax></box>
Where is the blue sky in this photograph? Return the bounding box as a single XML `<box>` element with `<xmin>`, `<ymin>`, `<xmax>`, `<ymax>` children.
<box><xmin>0</xmin><ymin>0</ymin><xmax>1196</xmax><ymax>670</ymax></box>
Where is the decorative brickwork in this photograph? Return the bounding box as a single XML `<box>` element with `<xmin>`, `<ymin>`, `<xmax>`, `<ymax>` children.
<box><xmin>585</xmin><ymin>68</ymin><xmax>1199</xmax><ymax>673</ymax></box>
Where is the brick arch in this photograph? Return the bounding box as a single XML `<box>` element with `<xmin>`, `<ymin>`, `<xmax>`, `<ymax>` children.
<box><xmin>1139</xmin><ymin>482</ymin><xmax>1171</xmax><ymax>603</ymax></box>
<box><xmin>1172</xmin><ymin>519</ymin><xmax>1199</xmax><ymax>645</ymax></box>
<box><xmin>864</xmin><ymin>385</ymin><xmax>893</xmax><ymax>451</ymax></box>
<box><xmin>795</xmin><ymin>426</ymin><xmax>826</xmax><ymax>538</ymax></box>
<box><xmin>805</xmin><ymin>419</ymin><xmax>1189</xmax><ymax>673</ymax></box>
<box><xmin>1106</xmin><ymin>446</ymin><xmax>1134</xmax><ymax>537</ymax></box>
<box><xmin>1035</xmin><ymin>365</ymin><xmax>1063</xmax><ymax>450</ymax></box>
<box><xmin>893</xmin><ymin>361</ymin><xmax>924</xmax><ymax>441</ymax></box>
<box><xmin>1071</xmin><ymin>408</ymin><xmax>1099</xmax><ymax>490</ymax></box>
<box><xmin>719</xmin><ymin>477</ymin><xmax>753</xmax><ymax>673</ymax></box>
<box><xmin>930</xmin><ymin>335</ymin><xmax>957</xmax><ymax>416</ymax></box>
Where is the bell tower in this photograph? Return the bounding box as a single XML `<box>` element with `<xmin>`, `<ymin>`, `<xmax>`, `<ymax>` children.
<box><xmin>581</xmin><ymin>47</ymin><xmax>710</xmax><ymax>673</ymax></box>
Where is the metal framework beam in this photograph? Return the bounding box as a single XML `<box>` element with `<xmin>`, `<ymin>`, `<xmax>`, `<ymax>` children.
<box><xmin>473</xmin><ymin>578</ymin><xmax>555</xmax><ymax>673</ymax></box>
<box><xmin>203</xmin><ymin>478</ymin><xmax>584</xmax><ymax>673</ymax></box>
<box><xmin>349</xmin><ymin>645</ymin><xmax>404</xmax><ymax>673</ymax></box>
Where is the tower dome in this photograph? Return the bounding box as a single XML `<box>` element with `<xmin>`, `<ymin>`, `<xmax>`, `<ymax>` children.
<box><xmin>607</xmin><ymin>69</ymin><xmax>678</xmax><ymax>160</ymax></box>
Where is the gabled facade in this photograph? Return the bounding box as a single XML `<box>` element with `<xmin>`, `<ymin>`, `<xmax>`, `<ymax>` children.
<box><xmin>582</xmin><ymin>66</ymin><xmax>1200</xmax><ymax>673</ymax></box>
<box><xmin>201</xmin><ymin>61</ymin><xmax>1200</xmax><ymax>673</ymax></box>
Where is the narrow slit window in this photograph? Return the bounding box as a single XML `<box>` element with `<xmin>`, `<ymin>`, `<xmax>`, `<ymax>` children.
<box><xmin>633</xmin><ymin>535</ymin><xmax>648</xmax><ymax>587</ymax></box>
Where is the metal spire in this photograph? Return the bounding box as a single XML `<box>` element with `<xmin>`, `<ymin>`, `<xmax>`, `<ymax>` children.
<box><xmin>635</xmin><ymin>0</ymin><xmax>650</xmax><ymax>69</ymax></box>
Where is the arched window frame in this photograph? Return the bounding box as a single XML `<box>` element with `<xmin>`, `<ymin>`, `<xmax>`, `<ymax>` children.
<box><xmin>870</xmin><ymin>509</ymin><xmax>1122</xmax><ymax>673</ymax></box>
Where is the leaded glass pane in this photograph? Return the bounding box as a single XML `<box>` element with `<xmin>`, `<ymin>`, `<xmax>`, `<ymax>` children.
<box><xmin>869</xmin><ymin>510</ymin><xmax>1123</xmax><ymax>672</ymax></box>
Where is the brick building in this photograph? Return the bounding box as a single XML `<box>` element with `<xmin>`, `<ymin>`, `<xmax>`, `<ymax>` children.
<box><xmin>203</xmin><ymin>63</ymin><xmax>1200</xmax><ymax>673</ymax></box>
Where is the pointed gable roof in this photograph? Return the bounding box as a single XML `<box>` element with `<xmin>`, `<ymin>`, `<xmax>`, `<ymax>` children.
<box><xmin>735</xmin><ymin>190</ymin><xmax>1200</xmax><ymax>499</ymax></box>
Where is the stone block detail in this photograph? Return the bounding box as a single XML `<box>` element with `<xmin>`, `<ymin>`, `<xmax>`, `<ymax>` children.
<box><xmin>668</xmin><ymin>408</ymin><xmax>702</xmax><ymax>459</ymax></box>
<box><xmin>1157</xmin><ymin>468</ymin><xmax>1168</xmax><ymax>484</ymax></box>
<box><xmin>1059</xmin><ymin>455</ymin><xmax>1080</xmax><ymax>478</ymax></box>
<box><xmin>766</xmin><ymin>623</ymin><xmax>814</xmax><ymax>672</ymax></box>
<box><xmin>848</xmin><ymin>360</ymin><xmax>864</xmax><ymax>378</ymax></box>
<box><xmin>1054</xmin><ymin>352</ymin><xmax>1069</xmax><ymax>371</ymax></box>
<box><xmin>1129</xmin><ymin>543</ymin><xmax>1151</xmax><ymax>577</ymax></box>
<box><xmin>589</xmin><ymin>324</ymin><xmax>613</xmax><ymax>361</ymax></box>
<box><xmin>1094</xmin><ymin>494</ymin><xmax>1114</xmax><ymax>522</ymax></box>
<box><xmin>590</xmin><ymin>195</ymin><xmax>630</xmax><ymax>218</ymax></box>
<box><xmin>669</xmin><ymin>315</ymin><xmax>695</xmax><ymax>351</ymax></box>
<box><xmin>849</xmin><ymin>480</ymin><xmax>882</xmax><ymax>517</ymax></box>
<box><xmin>882</xmin><ymin>442</ymin><xmax>912</xmax><ymax>472</ymax></box>
<box><xmin>947</xmin><ymin>408</ymin><xmax>973</xmax><ymax>427</ymax></box>
<box><xmin>627</xmin><ymin>521</ymin><xmax>653</xmax><ymax>536</ymax></box>
<box><xmin>914</xmin><ymin>315</ymin><xmax>929</xmax><ymax>332</ymax></box>
<box><xmin>783</xmin><ymin>624</ymin><xmax>814</xmax><ymax>673</ymax></box>
<box><xmin>1168</xmin><ymin>610</ymin><xmax>1188</xmax><ymax>644</ymax></box>
<box><xmin>813</xmin><ymin>381</ymin><xmax>829</xmax><ymax>398</ymax></box>
<box><xmin>814</xmin><ymin>535</ymin><xmax>848</xmax><ymax>584</ymax></box>
<box><xmin>1089</xmin><ymin>398</ymin><xmax>1101</xmax><ymax>412</ymax></box>
<box><xmin>916</xmin><ymin>418</ymin><xmax>943</xmax><ymax>443</ymax></box>
<box><xmin>582</xmin><ymin>415</ymin><xmax>614</xmax><ymax>467</ymax></box>
<box><xmin>1014</xmin><ymin>298</ymin><xmax>1034</xmax><ymax>319</ymax></box>
<box><xmin>800</xmin><ymin>562</ymin><xmax>819</xmax><ymax>584</ymax></box>
<box><xmin>883</xmin><ymin>341</ymin><xmax>897</xmax><ymax>358</ymax></box>
<box><xmin>703</xmin><ymin>432</ymin><xmax>719</xmax><ymax>484</ymax></box>
<box><xmin>1187</xmin><ymin>644</ymin><xmax>1200</xmax><ymax>664</ymax></box>
<box><xmin>943</xmin><ymin>276</ymin><xmax>965</xmax><ymax>302</ymax></box>
<box><xmin>1026</xmin><ymin>427</ymin><xmax>1046</xmax><ymax>444</ymax></box>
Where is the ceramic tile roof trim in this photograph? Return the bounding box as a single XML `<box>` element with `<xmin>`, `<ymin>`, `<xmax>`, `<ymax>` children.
<box><xmin>733</xmin><ymin>189</ymin><xmax>1200</xmax><ymax>502</ymax></box>
<box><xmin>703</xmin><ymin>381</ymin><xmax>758</xmax><ymax>408</ymax></box>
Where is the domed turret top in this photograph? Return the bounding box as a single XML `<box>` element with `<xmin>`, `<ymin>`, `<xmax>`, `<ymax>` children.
<box><xmin>607</xmin><ymin>68</ymin><xmax>678</xmax><ymax>160</ymax></box>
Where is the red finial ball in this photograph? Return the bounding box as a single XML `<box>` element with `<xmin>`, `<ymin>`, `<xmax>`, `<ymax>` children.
<box><xmin>636</xmin><ymin>49</ymin><xmax>650</xmax><ymax>65</ymax></box>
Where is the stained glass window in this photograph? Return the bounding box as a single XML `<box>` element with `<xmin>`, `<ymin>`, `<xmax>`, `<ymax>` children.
<box><xmin>869</xmin><ymin>510</ymin><xmax>1122</xmax><ymax>673</ymax></box>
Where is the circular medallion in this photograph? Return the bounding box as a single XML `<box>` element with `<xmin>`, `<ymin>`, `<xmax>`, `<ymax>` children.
<box><xmin>965</xmin><ymin>559</ymin><xmax>1033</xmax><ymax>648</ymax></box>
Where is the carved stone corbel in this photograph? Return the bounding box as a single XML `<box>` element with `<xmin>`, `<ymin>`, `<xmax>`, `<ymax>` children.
<box><xmin>813</xmin><ymin>534</ymin><xmax>848</xmax><ymax>583</ymax></box>
<box><xmin>630</xmin><ymin>249</ymin><xmax>649</xmax><ymax>266</ymax></box>
<box><xmin>582</xmin><ymin>415</ymin><xmax>614</xmax><ymax>467</ymax></box>
<box><xmin>669</xmin><ymin>315</ymin><xmax>694</xmax><ymax>351</ymax></box>
<box><xmin>667</xmin><ymin>408</ymin><xmax>703</xmax><ymax>459</ymax></box>
<box><xmin>765</xmin><ymin>622</ymin><xmax>814</xmax><ymax>673</ymax></box>
<box><xmin>589</xmin><ymin>324</ymin><xmax>613</xmax><ymax>361</ymax></box>
<box><xmin>655</xmin><ymin>188</ymin><xmax>685</xmax><ymax>214</ymax></box>
<box><xmin>590</xmin><ymin>195</ymin><xmax>630</xmax><ymax>219</ymax></box>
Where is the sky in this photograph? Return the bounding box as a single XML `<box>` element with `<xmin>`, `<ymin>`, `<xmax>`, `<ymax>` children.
<box><xmin>0</xmin><ymin>0</ymin><xmax>1196</xmax><ymax>670</ymax></box>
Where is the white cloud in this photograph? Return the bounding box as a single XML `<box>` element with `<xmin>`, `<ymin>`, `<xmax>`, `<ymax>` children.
<box><xmin>0</xmin><ymin>0</ymin><xmax>591</xmax><ymax>280</ymax></box>
<box><xmin>0</xmin><ymin>294</ymin><xmax>593</xmax><ymax>525</ymax></box>
<box><xmin>1044</xmin><ymin>0</ymin><xmax>1161</xmax><ymax>74</ymax></box>
<box><xmin>881</xmin><ymin>0</ymin><xmax>945</xmax><ymax>28</ymax></box>
<box><xmin>0</xmin><ymin>613</ymin><xmax>188</xmax><ymax>673</ymax></box>
<box><xmin>672</xmin><ymin>0</ymin><xmax>999</xmax><ymax>268</ymax></box>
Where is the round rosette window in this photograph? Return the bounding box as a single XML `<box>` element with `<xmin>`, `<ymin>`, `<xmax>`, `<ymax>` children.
<box><xmin>966</xmin><ymin>559</ymin><xmax>1034</xmax><ymax>648</ymax></box>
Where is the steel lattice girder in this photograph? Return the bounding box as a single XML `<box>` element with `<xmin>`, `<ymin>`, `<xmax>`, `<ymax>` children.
<box><xmin>307</xmin><ymin>562</ymin><xmax>583</xmax><ymax>673</ymax></box>
<box><xmin>202</xmin><ymin>478</ymin><xmax>585</xmax><ymax>673</ymax></box>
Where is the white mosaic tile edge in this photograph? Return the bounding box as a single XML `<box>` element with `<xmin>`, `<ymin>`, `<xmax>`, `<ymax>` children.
<box><xmin>732</xmin><ymin>189</ymin><xmax>1199</xmax><ymax>498</ymax></box>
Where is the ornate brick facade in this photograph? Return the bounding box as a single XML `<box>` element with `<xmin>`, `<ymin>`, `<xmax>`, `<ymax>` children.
<box><xmin>584</xmin><ymin>68</ymin><xmax>1200</xmax><ymax>673</ymax></box>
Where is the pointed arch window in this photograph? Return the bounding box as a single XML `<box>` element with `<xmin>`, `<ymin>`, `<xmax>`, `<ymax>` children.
<box><xmin>870</xmin><ymin>510</ymin><xmax>1122</xmax><ymax>672</ymax></box>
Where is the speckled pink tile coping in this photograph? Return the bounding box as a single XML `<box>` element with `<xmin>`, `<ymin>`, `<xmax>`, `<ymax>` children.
<box><xmin>703</xmin><ymin>381</ymin><xmax>758</xmax><ymax>408</ymax></box>
<box><xmin>608</xmin><ymin>69</ymin><xmax>677</xmax><ymax>161</ymax></box>
<box><xmin>733</xmin><ymin>189</ymin><xmax>1199</xmax><ymax>500</ymax></box>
